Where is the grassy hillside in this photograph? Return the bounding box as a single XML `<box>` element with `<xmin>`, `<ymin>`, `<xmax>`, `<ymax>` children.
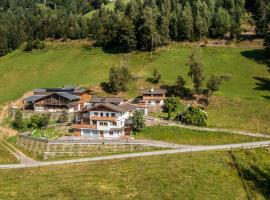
<box><xmin>136</xmin><ymin>126</ymin><xmax>265</xmax><ymax>145</ymax></box>
<box><xmin>0</xmin><ymin>143</ymin><xmax>16</xmax><ymax>164</ymax></box>
<box><xmin>0</xmin><ymin>41</ymin><xmax>269</xmax><ymax>133</ymax></box>
<box><xmin>0</xmin><ymin>149</ymin><xmax>269</xmax><ymax>199</ymax></box>
<box><xmin>84</xmin><ymin>0</ymin><xmax>130</xmax><ymax>18</ymax></box>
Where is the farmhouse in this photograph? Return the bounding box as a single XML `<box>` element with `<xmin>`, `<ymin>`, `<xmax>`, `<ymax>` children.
<box><xmin>139</xmin><ymin>88</ymin><xmax>166</xmax><ymax>107</ymax></box>
<box><xmin>73</xmin><ymin>103</ymin><xmax>137</xmax><ymax>139</ymax></box>
<box><xmin>23</xmin><ymin>86</ymin><xmax>92</xmax><ymax>113</ymax></box>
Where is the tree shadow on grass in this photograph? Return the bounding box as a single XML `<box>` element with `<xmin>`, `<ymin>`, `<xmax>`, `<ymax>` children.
<box><xmin>241</xmin><ymin>49</ymin><xmax>270</xmax><ymax>68</ymax></box>
<box><xmin>240</xmin><ymin>165</ymin><xmax>270</xmax><ymax>199</ymax></box>
<box><xmin>253</xmin><ymin>76</ymin><xmax>270</xmax><ymax>91</ymax></box>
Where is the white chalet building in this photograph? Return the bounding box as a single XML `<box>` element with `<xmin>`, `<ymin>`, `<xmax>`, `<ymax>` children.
<box><xmin>73</xmin><ymin>103</ymin><xmax>136</xmax><ymax>139</ymax></box>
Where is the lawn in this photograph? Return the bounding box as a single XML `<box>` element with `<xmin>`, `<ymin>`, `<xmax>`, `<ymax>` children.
<box><xmin>0</xmin><ymin>142</ymin><xmax>16</xmax><ymax>164</ymax></box>
<box><xmin>135</xmin><ymin>126</ymin><xmax>266</xmax><ymax>145</ymax></box>
<box><xmin>0</xmin><ymin>41</ymin><xmax>269</xmax><ymax>133</ymax></box>
<box><xmin>0</xmin><ymin>149</ymin><xmax>269</xmax><ymax>199</ymax></box>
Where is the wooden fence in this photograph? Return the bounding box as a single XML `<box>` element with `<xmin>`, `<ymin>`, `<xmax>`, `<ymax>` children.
<box><xmin>16</xmin><ymin>135</ymin><xmax>164</xmax><ymax>160</ymax></box>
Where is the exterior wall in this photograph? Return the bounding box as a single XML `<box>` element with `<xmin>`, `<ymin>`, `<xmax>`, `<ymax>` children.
<box><xmin>74</xmin><ymin>109</ymin><xmax>131</xmax><ymax>139</ymax></box>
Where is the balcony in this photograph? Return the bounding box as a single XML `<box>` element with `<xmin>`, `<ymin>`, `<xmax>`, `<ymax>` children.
<box><xmin>143</xmin><ymin>96</ymin><xmax>164</xmax><ymax>101</ymax></box>
<box><xmin>90</xmin><ymin>116</ymin><xmax>117</xmax><ymax>122</ymax></box>
<box><xmin>72</xmin><ymin>124</ymin><xmax>97</xmax><ymax>129</ymax></box>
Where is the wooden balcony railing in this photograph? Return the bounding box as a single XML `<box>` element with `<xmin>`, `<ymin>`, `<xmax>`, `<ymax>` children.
<box><xmin>72</xmin><ymin>124</ymin><xmax>97</xmax><ymax>129</ymax></box>
<box><xmin>90</xmin><ymin>116</ymin><xmax>117</xmax><ymax>122</ymax></box>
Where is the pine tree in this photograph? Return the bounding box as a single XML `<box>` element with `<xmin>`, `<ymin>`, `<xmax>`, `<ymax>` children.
<box><xmin>187</xmin><ymin>49</ymin><xmax>204</xmax><ymax>94</ymax></box>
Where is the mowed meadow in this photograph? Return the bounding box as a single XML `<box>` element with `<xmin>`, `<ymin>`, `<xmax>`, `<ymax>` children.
<box><xmin>0</xmin><ymin>40</ymin><xmax>269</xmax><ymax>132</ymax></box>
<box><xmin>0</xmin><ymin>149</ymin><xmax>269</xmax><ymax>200</ymax></box>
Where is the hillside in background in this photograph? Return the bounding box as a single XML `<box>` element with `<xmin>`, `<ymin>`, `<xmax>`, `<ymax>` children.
<box><xmin>0</xmin><ymin>40</ymin><xmax>269</xmax><ymax>133</ymax></box>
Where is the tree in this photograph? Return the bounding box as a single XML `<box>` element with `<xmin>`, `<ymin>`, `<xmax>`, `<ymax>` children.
<box><xmin>187</xmin><ymin>49</ymin><xmax>204</xmax><ymax>94</ymax></box>
<box><xmin>12</xmin><ymin>110</ymin><xmax>24</xmax><ymax>130</ymax></box>
<box><xmin>211</xmin><ymin>8</ymin><xmax>231</xmax><ymax>37</ymax></box>
<box><xmin>108</xmin><ymin>66</ymin><xmax>132</xmax><ymax>94</ymax></box>
<box><xmin>179</xmin><ymin>106</ymin><xmax>207</xmax><ymax>126</ymax></box>
<box><xmin>149</xmin><ymin>68</ymin><xmax>161</xmax><ymax>84</ymax></box>
<box><xmin>206</xmin><ymin>75</ymin><xmax>222</xmax><ymax>93</ymax></box>
<box><xmin>131</xmin><ymin>110</ymin><xmax>145</xmax><ymax>132</ymax></box>
<box><xmin>174</xmin><ymin>75</ymin><xmax>187</xmax><ymax>97</ymax></box>
<box><xmin>164</xmin><ymin>97</ymin><xmax>184</xmax><ymax>119</ymax></box>
<box><xmin>114</xmin><ymin>0</ymin><xmax>125</xmax><ymax>12</ymax></box>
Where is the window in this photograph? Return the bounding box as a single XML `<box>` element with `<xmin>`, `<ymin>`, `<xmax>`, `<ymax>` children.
<box><xmin>100</xmin><ymin>113</ymin><xmax>104</xmax><ymax>117</ymax></box>
<box><xmin>112</xmin><ymin>122</ymin><xmax>117</xmax><ymax>126</ymax></box>
<box><xmin>109</xmin><ymin>132</ymin><xmax>114</xmax><ymax>136</ymax></box>
<box><xmin>106</xmin><ymin>113</ymin><xmax>109</xmax><ymax>117</ymax></box>
<box><xmin>111</xmin><ymin>113</ymin><xmax>116</xmax><ymax>117</ymax></box>
<box><xmin>94</xmin><ymin>112</ymin><xmax>98</xmax><ymax>116</ymax></box>
<box><xmin>100</xmin><ymin>122</ymin><xmax>108</xmax><ymax>126</ymax></box>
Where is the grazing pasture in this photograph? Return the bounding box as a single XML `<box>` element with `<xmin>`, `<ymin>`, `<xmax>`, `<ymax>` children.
<box><xmin>0</xmin><ymin>41</ymin><xmax>269</xmax><ymax>133</ymax></box>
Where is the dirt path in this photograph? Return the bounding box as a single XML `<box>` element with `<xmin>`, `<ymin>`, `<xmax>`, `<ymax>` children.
<box><xmin>0</xmin><ymin>140</ymin><xmax>269</xmax><ymax>169</ymax></box>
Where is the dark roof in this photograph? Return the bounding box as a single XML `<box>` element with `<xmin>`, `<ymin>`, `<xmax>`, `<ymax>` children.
<box><xmin>33</xmin><ymin>86</ymin><xmax>89</xmax><ymax>94</ymax></box>
<box><xmin>90</xmin><ymin>97</ymin><xmax>124</xmax><ymax>104</ymax></box>
<box><xmin>140</xmin><ymin>89</ymin><xmax>166</xmax><ymax>95</ymax></box>
<box><xmin>24</xmin><ymin>92</ymin><xmax>79</xmax><ymax>103</ymax></box>
<box><xmin>24</xmin><ymin>95</ymin><xmax>46</xmax><ymax>103</ymax></box>
<box><xmin>89</xmin><ymin>103</ymin><xmax>136</xmax><ymax>113</ymax></box>
<box><xmin>55</xmin><ymin>92</ymin><xmax>80</xmax><ymax>101</ymax></box>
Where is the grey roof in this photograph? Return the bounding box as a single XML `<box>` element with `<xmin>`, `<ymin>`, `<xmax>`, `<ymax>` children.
<box><xmin>55</xmin><ymin>92</ymin><xmax>80</xmax><ymax>101</ymax></box>
<box><xmin>140</xmin><ymin>89</ymin><xmax>166</xmax><ymax>95</ymax></box>
<box><xmin>90</xmin><ymin>97</ymin><xmax>124</xmax><ymax>104</ymax></box>
<box><xmin>33</xmin><ymin>86</ymin><xmax>89</xmax><ymax>94</ymax></box>
<box><xmin>24</xmin><ymin>95</ymin><xmax>46</xmax><ymax>103</ymax></box>
<box><xmin>89</xmin><ymin>103</ymin><xmax>136</xmax><ymax>113</ymax></box>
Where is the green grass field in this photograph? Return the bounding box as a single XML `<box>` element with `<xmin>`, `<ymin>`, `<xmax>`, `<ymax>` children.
<box><xmin>0</xmin><ymin>41</ymin><xmax>269</xmax><ymax>133</ymax></box>
<box><xmin>0</xmin><ymin>149</ymin><xmax>269</xmax><ymax>199</ymax></box>
<box><xmin>136</xmin><ymin>126</ymin><xmax>266</xmax><ymax>145</ymax></box>
<box><xmin>84</xmin><ymin>0</ymin><xmax>130</xmax><ymax>18</ymax></box>
<box><xmin>0</xmin><ymin>143</ymin><xmax>16</xmax><ymax>164</ymax></box>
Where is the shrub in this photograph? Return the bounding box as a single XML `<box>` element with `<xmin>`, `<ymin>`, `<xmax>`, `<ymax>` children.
<box><xmin>164</xmin><ymin>97</ymin><xmax>185</xmax><ymax>119</ymax></box>
<box><xmin>178</xmin><ymin>106</ymin><xmax>207</xmax><ymax>126</ymax></box>
<box><xmin>28</xmin><ymin>113</ymin><xmax>51</xmax><ymax>129</ymax></box>
<box><xmin>57</xmin><ymin>111</ymin><xmax>69</xmax><ymax>123</ymax></box>
<box><xmin>131</xmin><ymin>110</ymin><xmax>145</xmax><ymax>132</ymax></box>
<box><xmin>207</xmin><ymin>75</ymin><xmax>222</xmax><ymax>93</ymax></box>
<box><xmin>148</xmin><ymin>69</ymin><xmax>161</xmax><ymax>84</ymax></box>
<box><xmin>12</xmin><ymin>110</ymin><xmax>24</xmax><ymax>130</ymax></box>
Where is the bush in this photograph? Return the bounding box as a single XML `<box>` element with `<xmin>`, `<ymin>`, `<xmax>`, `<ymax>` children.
<box><xmin>131</xmin><ymin>110</ymin><xmax>145</xmax><ymax>132</ymax></box>
<box><xmin>164</xmin><ymin>97</ymin><xmax>185</xmax><ymax>119</ymax></box>
<box><xmin>207</xmin><ymin>75</ymin><xmax>222</xmax><ymax>93</ymax></box>
<box><xmin>57</xmin><ymin>111</ymin><xmax>69</xmax><ymax>123</ymax></box>
<box><xmin>28</xmin><ymin>113</ymin><xmax>51</xmax><ymax>129</ymax></box>
<box><xmin>178</xmin><ymin>106</ymin><xmax>207</xmax><ymax>126</ymax></box>
<box><xmin>24</xmin><ymin>39</ymin><xmax>45</xmax><ymax>52</ymax></box>
<box><xmin>12</xmin><ymin>110</ymin><xmax>24</xmax><ymax>130</ymax></box>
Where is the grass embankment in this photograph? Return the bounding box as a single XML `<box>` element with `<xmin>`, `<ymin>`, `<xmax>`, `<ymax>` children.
<box><xmin>0</xmin><ymin>142</ymin><xmax>17</xmax><ymax>164</ymax></box>
<box><xmin>0</xmin><ymin>41</ymin><xmax>269</xmax><ymax>133</ymax></box>
<box><xmin>0</xmin><ymin>149</ymin><xmax>269</xmax><ymax>199</ymax></box>
<box><xmin>136</xmin><ymin>126</ymin><xmax>266</xmax><ymax>145</ymax></box>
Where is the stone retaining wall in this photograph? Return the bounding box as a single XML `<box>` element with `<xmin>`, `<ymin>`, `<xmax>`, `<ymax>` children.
<box><xmin>16</xmin><ymin>135</ymin><xmax>163</xmax><ymax>160</ymax></box>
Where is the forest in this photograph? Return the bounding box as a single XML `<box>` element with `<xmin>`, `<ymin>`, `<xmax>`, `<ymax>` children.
<box><xmin>0</xmin><ymin>0</ymin><xmax>269</xmax><ymax>56</ymax></box>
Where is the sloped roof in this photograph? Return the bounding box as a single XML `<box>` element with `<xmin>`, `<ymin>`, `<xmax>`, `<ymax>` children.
<box><xmin>33</xmin><ymin>86</ymin><xmax>89</xmax><ymax>94</ymax></box>
<box><xmin>140</xmin><ymin>89</ymin><xmax>166</xmax><ymax>95</ymax></box>
<box><xmin>24</xmin><ymin>95</ymin><xmax>46</xmax><ymax>103</ymax></box>
<box><xmin>24</xmin><ymin>92</ymin><xmax>80</xmax><ymax>103</ymax></box>
<box><xmin>88</xmin><ymin>103</ymin><xmax>136</xmax><ymax>113</ymax></box>
<box><xmin>55</xmin><ymin>92</ymin><xmax>80</xmax><ymax>101</ymax></box>
<box><xmin>90</xmin><ymin>97</ymin><xmax>124</xmax><ymax>104</ymax></box>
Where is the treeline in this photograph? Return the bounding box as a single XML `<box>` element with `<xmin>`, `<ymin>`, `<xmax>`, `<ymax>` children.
<box><xmin>0</xmin><ymin>0</ymin><xmax>269</xmax><ymax>57</ymax></box>
<box><xmin>0</xmin><ymin>0</ymin><xmax>107</xmax><ymax>56</ymax></box>
<box><xmin>89</xmin><ymin>0</ymin><xmax>246</xmax><ymax>51</ymax></box>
